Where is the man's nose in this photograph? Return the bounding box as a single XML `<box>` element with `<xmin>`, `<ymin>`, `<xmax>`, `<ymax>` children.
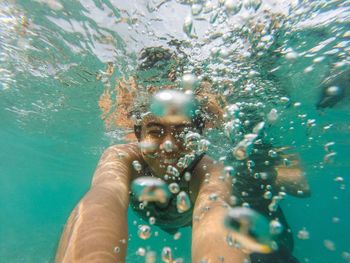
<box><xmin>160</xmin><ymin>134</ymin><xmax>179</xmax><ymax>152</ymax></box>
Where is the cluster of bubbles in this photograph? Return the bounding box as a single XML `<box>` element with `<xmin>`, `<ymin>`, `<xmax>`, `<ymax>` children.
<box><xmin>131</xmin><ymin>176</ymin><xmax>192</xmax><ymax>214</ymax></box>
<box><xmin>120</xmin><ymin>0</ymin><xmax>349</xmax><ymax>259</ymax></box>
<box><xmin>136</xmin><ymin>246</ymin><xmax>184</xmax><ymax>263</ymax></box>
<box><xmin>181</xmin><ymin>0</ymin><xmax>264</xmax><ymax>39</ymax></box>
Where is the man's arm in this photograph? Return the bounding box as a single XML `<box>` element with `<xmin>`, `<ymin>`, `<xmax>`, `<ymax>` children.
<box><xmin>191</xmin><ymin>156</ymin><xmax>248</xmax><ymax>263</ymax></box>
<box><xmin>272</xmin><ymin>152</ymin><xmax>311</xmax><ymax>198</ymax></box>
<box><xmin>55</xmin><ymin>144</ymin><xmax>140</xmax><ymax>263</ymax></box>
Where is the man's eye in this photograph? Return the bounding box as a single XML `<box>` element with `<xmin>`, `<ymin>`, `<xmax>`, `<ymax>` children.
<box><xmin>174</xmin><ymin>131</ymin><xmax>184</xmax><ymax>138</ymax></box>
<box><xmin>148</xmin><ymin>130</ymin><xmax>163</xmax><ymax>137</ymax></box>
<box><xmin>177</xmin><ymin>127</ymin><xmax>193</xmax><ymax>136</ymax></box>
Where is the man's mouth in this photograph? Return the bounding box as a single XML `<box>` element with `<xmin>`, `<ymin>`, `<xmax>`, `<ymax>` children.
<box><xmin>161</xmin><ymin>157</ymin><xmax>179</xmax><ymax>165</ymax></box>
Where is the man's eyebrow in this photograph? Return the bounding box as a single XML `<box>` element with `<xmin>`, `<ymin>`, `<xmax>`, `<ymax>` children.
<box><xmin>146</xmin><ymin>122</ymin><xmax>164</xmax><ymax>128</ymax></box>
<box><xmin>174</xmin><ymin>123</ymin><xmax>193</xmax><ymax>129</ymax></box>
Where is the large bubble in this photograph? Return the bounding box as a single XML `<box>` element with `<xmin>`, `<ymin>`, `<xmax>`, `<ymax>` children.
<box><xmin>131</xmin><ymin>177</ymin><xmax>171</xmax><ymax>204</ymax></box>
<box><xmin>150</xmin><ymin>90</ymin><xmax>197</xmax><ymax>119</ymax></box>
<box><xmin>224</xmin><ymin>207</ymin><xmax>278</xmax><ymax>254</ymax></box>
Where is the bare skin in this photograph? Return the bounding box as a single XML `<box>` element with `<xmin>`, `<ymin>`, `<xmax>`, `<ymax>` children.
<box><xmin>56</xmin><ymin>114</ymin><xmax>309</xmax><ymax>263</ymax></box>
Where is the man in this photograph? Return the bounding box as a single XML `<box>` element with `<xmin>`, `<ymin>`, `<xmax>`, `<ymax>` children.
<box><xmin>55</xmin><ymin>89</ymin><xmax>248</xmax><ymax>262</ymax></box>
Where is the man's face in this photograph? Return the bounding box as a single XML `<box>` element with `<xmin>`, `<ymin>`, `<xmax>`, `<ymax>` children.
<box><xmin>139</xmin><ymin>114</ymin><xmax>197</xmax><ymax>178</ymax></box>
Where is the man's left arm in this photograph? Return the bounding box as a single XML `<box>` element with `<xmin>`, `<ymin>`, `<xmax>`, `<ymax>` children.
<box><xmin>191</xmin><ymin>156</ymin><xmax>248</xmax><ymax>263</ymax></box>
<box><xmin>272</xmin><ymin>153</ymin><xmax>311</xmax><ymax>198</ymax></box>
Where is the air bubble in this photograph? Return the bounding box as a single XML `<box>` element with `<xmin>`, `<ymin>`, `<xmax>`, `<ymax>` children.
<box><xmin>243</xmin><ymin>0</ymin><xmax>262</xmax><ymax>12</ymax></box>
<box><xmin>269</xmin><ymin>220</ymin><xmax>283</xmax><ymax>235</ymax></box>
<box><xmin>132</xmin><ymin>160</ymin><xmax>142</xmax><ymax>172</ymax></box>
<box><xmin>116</xmin><ymin>152</ymin><xmax>126</xmax><ymax>159</ymax></box>
<box><xmin>332</xmin><ymin>217</ymin><xmax>340</xmax><ymax>223</ymax></box>
<box><xmin>324</xmin><ymin>142</ymin><xmax>335</xmax><ymax>152</ymax></box>
<box><xmin>191</xmin><ymin>3</ymin><xmax>203</xmax><ymax>15</ymax></box>
<box><xmin>114</xmin><ymin>246</ymin><xmax>120</xmax><ymax>254</ymax></box>
<box><xmin>260</xmin><ymin>172</ymin><xmax>269</xmax><ymax>180</ymax></box>
<box><xmin>253</xmin><ymin>122</ymin><xmax>265</xmax><ymax>135</ymax></box>
<box><xmin>225</xmin><ymin>0</ymin><xmax>242</xmax><ymax>15</ymax></box>
<box><xmin>163</xmin><ymin>140</ymin><xmax>173</xmax><ymax>153</ymax></box>
<box><xmin>145</xmin><ymin>251</ymin><xmax>156</xmax><ymax>263</ymax></box>
<box><xmin>267</xmin><ymin>108</ymin><xmax>278</xmax><ymax>123</ymax></box>
<box><xmin>224</xmin><ymin>166</ymin><xmax>235</xmax><ymax>176</ymax></box>
<box><xmin>183</xmin><ymin>16</ymin><xmax>193</xmax><ymax>37</ymax></box>
<box><xmin>285</xmin><ymin>51</ymin><xmax>299</xmax><ymax>61</ymax></box>
<box><xmin>138</xmin><ymin>225</ymin><xmax>151</xmax><ymax>240</ymax></box>
<box><xmin>161</xmin><ymin>247</ymin><xmax>173</xmax><ymax>263</ymax></box>
<box><xmin>268</xmin><ymin>150</ymin><xmax>277</xmax><ymax>158</ymax></box>
<box><xmin>341</xmin><ymin>251</ymin><xmax>350</xmax><ymax>262</ymax></box>
<box><xmin>183</xmin><ymin>73</ymin><xmax>198</xmax><ymax>89</ymax></box>
<box><xmin>167</xmin><ymin>165</ymin><xmax>180</xmax><ymax>177</ymax></box>
<box><xmin>334</xmin><ymin>176</ymin><xmax>344</xmax><ymax>182</ymax></box>
<box><xmin>136</xmin><ymin>247</ymin><xmax>146</xmax><ymax>256</ymax></box>
<box><xmin>176</xmin><ymin>191</ymin><xmax>191</xmax><ymax>213</ymax></box>
<box><xmin>198</xmin><ymin>139</ymin><xmax>210</xmax><ymax>152</ymax></box>
<box><xmin>224</xmin><ymin>207</ymin><xmax>275</xmax><ymax>253</ymax></box>
<box><xmin>263</xmin><ymin>191</ymin><xmax>272</xmax><ymax>199</ymax></box>
<box><xmin>209</xmin><ymin>193</ymin><xmax>218</xmax><ymax>201</ymax></box>
<box><xmin>184</xmin><ymin>171</ymin><xmax>192</xmax><ymax>181</ymax></box>
<box><xmin>131</xmin><ymin>177</ymin><xmax>171</xmax><ymax>203</ymax></box>
<box><xmin>247</xmin><ymin>160</ymin><xmax>255</xmax><ymax>168</ymax></box>
<box><xmin>173</xmin><ymin>232</ymin><xmax>181</xmax><ymax>240</ymax></box>
<box><xmin>169</xmin><ymin>182</ymin><xmax>180</xmax><ymax>194</ymax></box>
<box><xmin>280</xmin><ymin>97</ymin><xmax>290</xmax><ymax>105</ymax></box>
<box><xmin>326</xmin><ymin>86</ymin><xmax>341</xmax><ymax>96</ymax></box>
<box><xmin>324</xmin><ymin>240</ymin><xmax>336</xmax><ymax>251</ymax></box>
<box><xmin>297</xmin><ymin>228</ymin><xmax>310</xmax><ymax>240</ymax></box>
<box><xmin>220</xmin><ymin>47</ymin><xmax>231</xmax><ymax>58</ymax></box>
<box><xmin>203</xmin><ymin>1</ymin><xmax>214</xmax><ymax>13</ymax></box>
<box><xmin>151</xmin><ymin>90</ymin><xmax>195</xmax><ymax>118</ymax></box>
<box><xmin>304</xmin><ymin>65</ymin><xmax>314</xmax><ymax>73</ymax></box>
<box><xmin>185</xmin><ymin>131</ymin><xmax>201</xmax><ymax>151</ymax></box>
<box><xmin>229</xmin><ymin>195</ymin><xmax>238</xmax><ymax>205</ymax></box>
<box><xmin>139</xmin><ymin>141</ymin><xmax>158</xmax><ymax>153</ymax></box>
<box><xmin>324</xmin><ymin>152</ymin><xmax>336</xmax><ymax>163</ymax></box>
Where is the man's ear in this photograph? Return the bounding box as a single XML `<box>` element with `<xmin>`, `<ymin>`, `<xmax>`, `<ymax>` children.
<box><xmin>134</xmin><ymin>125</ymin><xmax>142</xmax><ymax>141</ymax></box>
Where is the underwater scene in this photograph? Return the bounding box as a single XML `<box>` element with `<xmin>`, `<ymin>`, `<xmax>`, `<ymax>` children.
<box><xmin>1</xmin><ymin>0</ymin><xmax>350</xmax><ymax>262</ymax></box>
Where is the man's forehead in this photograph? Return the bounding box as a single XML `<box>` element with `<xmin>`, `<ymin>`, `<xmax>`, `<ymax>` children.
<box><xmin>142</xmin><ymin>114</ymin><xmax>192</xmax><ymax>127</ymax></box>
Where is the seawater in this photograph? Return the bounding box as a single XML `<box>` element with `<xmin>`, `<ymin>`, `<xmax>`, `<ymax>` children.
<box><xmin>0</xmin><ymin>0</ymin><xmax>349</xmax><ymax>262</ymax></box>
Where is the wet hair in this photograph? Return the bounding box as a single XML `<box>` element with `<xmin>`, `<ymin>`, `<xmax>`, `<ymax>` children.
<box><xmin>130</xmin><ymin>46</ymin><xmax>206</xmax><ymax>139</ymax></box>
<box><xmin>136</xmin><ymin>46</ymin><xmax>187</xmax><ymax>85</ymax></box>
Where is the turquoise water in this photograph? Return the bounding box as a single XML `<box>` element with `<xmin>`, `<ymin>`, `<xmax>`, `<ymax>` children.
<box><xmin>1</xmin><ymin>0</ymin><xmax>350</xmax><ymax>262</ymax></box>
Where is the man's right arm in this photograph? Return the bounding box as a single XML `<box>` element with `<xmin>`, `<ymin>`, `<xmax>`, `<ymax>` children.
<box><xmin>55</xmin><ymin>144</ymin><xmax>140</xmax><ymax>263</ymax></box>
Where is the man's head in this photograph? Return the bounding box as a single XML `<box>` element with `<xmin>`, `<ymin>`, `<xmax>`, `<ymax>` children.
<box><xmin>132</xmin><ymin>89</ymin><xmax>204</xmax><ymax>137</ymax></box>
<box><xmin>133</xmin><ymin>90</ymin><xmax>204</xmax><ymax>177</ymax></box>
<box><xmin>137</xmin><ymin>114</ymin><xmax>199</xmax><ymax>177</ymax></box>
<box><xmin>98</xmin><ymin>45</ymin><xmax>226</xmax><ymax>142</ymax></box>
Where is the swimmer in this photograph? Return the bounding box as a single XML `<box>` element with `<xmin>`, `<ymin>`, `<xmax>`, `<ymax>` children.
<box><xmin>317</xmin><ymin>68</ymin><xmax>350</xmax><ymax>109</ymax></box>
<box><xmin>55</xmin><ymin>88</ymin><xmax>247</xmax><ymax>263</ymax></box>
<box><xmin>56</xmin><ymin>47</ymin><xmax>310</xmax><ymax>263</ymax></box>
<box><xmin>230</xmin><ymin>142</ymin><xmax>310</xmax><ymax>263</ymax></box>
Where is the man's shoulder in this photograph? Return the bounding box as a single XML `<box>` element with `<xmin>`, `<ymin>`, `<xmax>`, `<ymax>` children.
<box><xmin>105</xmin><ymin>142</ymin><xmax>140</xmax><ymax>154</ymax></box>
<box><xmin>99</xmin><ymin>142</ymin><xmax>143</xmax><ymax>164</ymax></box>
